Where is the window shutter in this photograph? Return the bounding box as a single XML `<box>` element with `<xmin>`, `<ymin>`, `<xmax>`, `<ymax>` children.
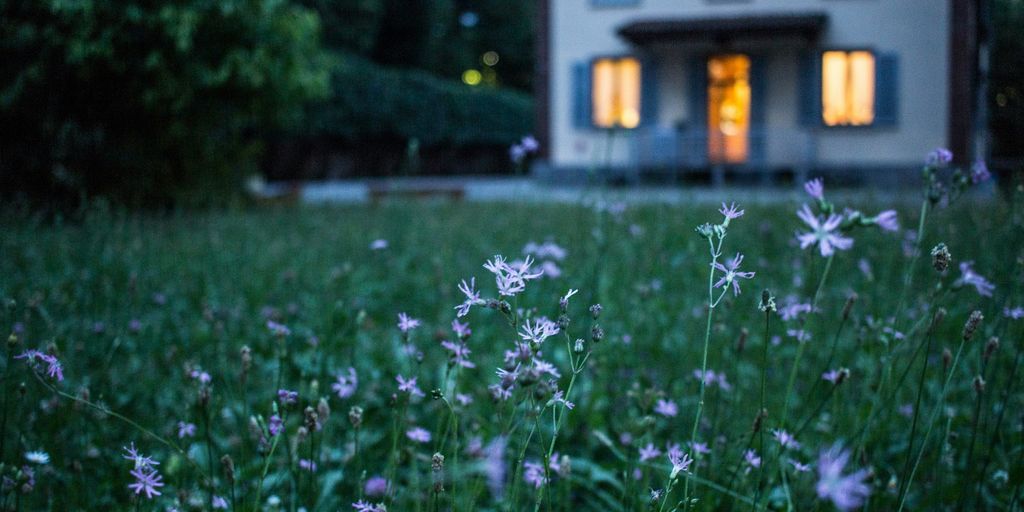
<box><xmin>749</xmin><ymin>56</ymin><xmax>767</xmax><ymax>164</ymax></box>
<box><xmin>798</xmin><ymin>52</ymin><xmax>821</xmax><ymax>127</ymax></box>
<box><xmin>640</xmin><ymin>56</ymin><xmax>659</xmax><ymax>127</ymax></box>
<box><xmin>687</xmin><ymin>56</ymin><xmax>708</xmax><ymax>164</ymax></box>
<box><xmin>572</xmin><ymin>61</ymin><xmax>592</xmax><ymax>129</ymax></box>
<box><xmin>874</xmin><ymin>52</ymin><xmax>899</xmax><ymax>127</ymax></box>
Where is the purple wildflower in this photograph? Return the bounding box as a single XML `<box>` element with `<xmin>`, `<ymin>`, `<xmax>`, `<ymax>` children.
<box><xmin>484</xmin><ymin>436</ymin><xmax>508</xmax><ymax>498</ymax></box>
<box><xmin>970</xmin><ymin>160</ymin><xmax>991</xmax><ymax>184</ymax></box>
<box><xmin>520</xmin><ymin>135</ymin><xmax>540</xmax><ymax>153</ymax></box>
<box><xmin>873</xmin><ymin>210</ymin><xmax>899</xmax><ymax>232</ymax></box>
<box><xmin>353</xmin><ymin>501</ymin><xmax>387</xmax><ymax>512</ymax></box>
<box><xmin>332</xmin><ymin>367</ymin><xmax>358</xmax><ymax>399</ymax></box>
<box><xmin>523</xmin><ymin>461</ymin><xmax>548</xmax><ymax>488</ymax></box>
<box><xmin>510</xmin><ymin>144</ymin><xmax>527</xmax><ymax>164</ymax></box>
<box><xmin>956</xmin><ymin>261</ymin><xmax>995</xmax><ymax>297</ymax></box>
<box><xmin>773</xmin><ymin>430</ymin><xmax>801</xmax><ymax>449</ymax></box>
<box><xmin>396</xmin><ymin>375</ymin><xmax>425</xmax><ymax>398</ymax></box>
<box><xmin>1005</xmin><ymin>306</ymin><xmax>1024</xmax><ymax>320</ymax></box>
<box><xmin>816</xmin><ymin>444</ymin><xmax>871</xmax><ymax>511</ymax></box>
<box><xmin>177</xmin><ymin>421</ymin><xmax>197</xmax><ymax>439</ymax></box>
<box><xmin>639</xmin><ymin>443</ymin><xmax>662</xmax><ymax>462</ymax></box>
<box><xmin>804</xmin><ymin>178</ymin><xmax>824</xmax><ymax>200</ymax></box>
<box><xmin>719</xmin><ymin>202</ymin><xmax>745</xmax><ymax>221</ymax></box>
<box><xmin>451</xmin><ymin>319</ymin><xmax>472</xmax><ymax>338</ymax></box>
<box><xmin>744</xmin><ymin>449</ymin><xmax>762</xmax><ymax>468</ymax></box>
<box><xmin>822</xmin><ymin>370</ymin><xmax>842</xmax><ymax>384</ymax></box>
<box><xmin>299</xmin><ymin>458</ymin><xmax>317</xmax><ymax>472</ymax></box>
<box><xmin>277</xmin><ymin>389</ymin><xmax>298</xmax><ymax>405</ymax></box>
<box><xmin>266</xmin><ymin>320</ymin><xmax>291</xmax><ymax>337</ymax></box>
<box><xmin>122</xmin><ymin>443</ymin><xmax>160</xmax><ymax>470</ymax></box>
<box><xmin>713</xmin><ymin>253</ymin><xmax>756</xmax><ymax>295</ymax></box>
<box><xmin>14</xmin><ymin>350</ymin><xmax>64</xmax><ymax>382</ymax></box>
<box><xmin>791</xmin><ymin>459</ymin><xmax>812</xmax><ymax>473</ymax></box>
<box><xmin>780</xmin><ymin>301</ymin><xmax>813</xmax><ymax>321</ymax></box>
<box><xmin>397</xmin><ymin>312</ymin><xmax>421</xmax><ymax>333</ymax></box>
<box><xmin>456</xmin><ymin>393</ymin><xmax>473</xmax><ymax>406</ymax></box>
<box><xmin>926</xmin><ymin>148</ymin><xmax>953</xmax><ymax>167</ymax></box>
<box><xmin>668</xmin><ymin>448</ymin><xmax>693</xmax><ymax>477</ymax></box>
<box><xmin>364</xmin><ymin>476</ymin><xmax>388</xmax><ymax>497</ymax></box>
<box><xmin>455</xmin><ymin>278</ymin><xmax>485</xmax><ymax>317</ymax></box>
<box><xmin>796</xmin><ymin>204</ymin><xmax>854</xmax><ymax>257</ymax></box>
<box><xmin>369</xmin><ymin>239</ymin><xmax>388</xmax><ymax>250</ymax></box>
<box><xmin>689</xmin><ymin>442</ymin><xmax>711</xmax><ymax>455</ymax></box>
<box><xmin>128</xmin><ymin>466</ymin><xmax>164</xmax><ymax>499</ymax></box>
<box><xmin>407</xmin><ymin>427</ymin><xmax>431</xmax><ymax>443</ymax></box>
<box><xmin>654</xmin><ymin>399</ymin><xmax>678</xmax><ymax>417</ymax></box>
<box><xmin>551</xmin><ymin>390</ymin><xmax>575</xmax><ymax>410</ymax></box>
<box><xmin>441</xmin><ymin>340</ymin><xmax>476</xmax><ymax>368</ymax></box>
<box><xmin>518</xmin><ymin>318</ymin><xmax>560</xmax><ymax>345</ymax></box>
<box><xmin>212</xmin><ymin>496</ymin><xmax>229</xmax><ymax>509</ymax></box>
<box><xmin>484</xmin><ymin>255</ymin><xmax>544</xmax><ymax>296</ymax></box>
<box><xmin>268</xmin><ymin>414</ymin><xmax>283</xmax><ymax>437</ymax></box>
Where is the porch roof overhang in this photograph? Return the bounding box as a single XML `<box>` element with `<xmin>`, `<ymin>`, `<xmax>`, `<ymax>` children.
<box><xmin>617</xmin><ymin>12</ymin><xmax>828</xmax><ymax>45</ymax></box>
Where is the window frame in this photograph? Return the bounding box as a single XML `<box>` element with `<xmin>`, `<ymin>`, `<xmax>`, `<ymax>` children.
<box><xmin>818</xmin><ymin>47</ymin><xmax>878</xmax><ymax>129</ymax></box>
<box><xmin>588</xmin><ymin>54</ymin><xmax>644</xmax><ymax>130</ymax></box>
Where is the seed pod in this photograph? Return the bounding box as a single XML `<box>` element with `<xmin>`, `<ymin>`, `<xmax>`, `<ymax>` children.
<box><xmin>591</xmin><ymin>325</ymin><xmax>604</xmax><ymax>343</ymax></box>
<box><xmin>735</xmin><ymin>328</ymin><xmax>748</xmax><ymax>353</ymax></box>
<box><xmin>931</xmin><ymin>243</ymin><xmax>952</xmax><ymax>272</ymax></box>
<box><xmin>303</xmin><ymin>406</ymin><xmax>318</xmax><ymax>432</ymax></box>
<box><xmin>963</xmin><ymin>311</ymin><xmax>983</xmax><ymax>341</ymax></box>
<box><xmin>928</xmin><ymin>308</ymin><xmax>947</xmax><ymax>335</ymax></box>
<box><xmin>589</xmin><ymin>304</ymin><xmax>603</xmax><ymax>319</ymax></box>
<box><xmin>842</xmin><ymin>293</ymin><xmax>858</xmax><ymax>321</ymax></box>
<box><xmin>942</xmin><ymin>348</ymin><xmax>953</xmax><ymax>371</ymax></box>
<box><xmin>221</xmin><ymin>455</ymin><xmax>235</xmax><ymax>484</ymax></box>
<box><xmin>984</xmin><ymin>337</ymin><xmax>1000</xmax><ymax>361</ymax></box>
<box><xmin>348</xmin><ymin>406</ymin><xmax>364</xmax><ymax>428</ymax></box>
<box><xmin>973</xmin><ymin>375</ymin><xmax>986</xmax><ymax>394</ymax></box>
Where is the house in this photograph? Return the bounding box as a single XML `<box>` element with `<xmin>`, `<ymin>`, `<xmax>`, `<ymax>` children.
<box><xmin>533</xmin><ymin>0</ymin><xmax>986</xmax><ymax>184</ymax></box>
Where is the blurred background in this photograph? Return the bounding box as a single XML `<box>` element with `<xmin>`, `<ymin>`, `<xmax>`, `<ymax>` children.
<box><xmin>0</xmin><ymin>0</ymin><xmax>1021</xmax><ymax>209</ymax></box>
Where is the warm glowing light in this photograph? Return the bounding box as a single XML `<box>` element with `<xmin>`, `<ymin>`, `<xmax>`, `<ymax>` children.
<box><xmin>822</xmin><ymin>51</ymin><xmax>875</xmax><ymax>126</ymax></box>
<box><xmin>462</xmin><ymin>69</ymin><xmax>482</xmax><ymax>86</ymax></box>
<box><xmin>482</xmin><ymin>51</ymin><xmax>499</xmax><ymax>66</ymax></box>
<box><xmin>591</xmin><ymin>57</ymin><xmax>642</xmax><ymax>128</ymax></box>
<box><xmin>707</xmin><ymin>54</ymin><xmax>751</xmax><ymax>164</ymax></box>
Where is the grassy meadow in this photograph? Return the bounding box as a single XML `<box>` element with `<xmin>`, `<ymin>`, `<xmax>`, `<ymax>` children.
<box><xmin>1</xmin><ymin>182</ymin><xmax>1022</xmax><ymax>510</ymax></box>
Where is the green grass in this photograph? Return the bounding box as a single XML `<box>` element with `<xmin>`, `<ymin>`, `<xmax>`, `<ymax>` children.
<box><xmin>0</xmin><ymin>193</ymin><xmax>1021</xmax><ymax>511</ymax></box>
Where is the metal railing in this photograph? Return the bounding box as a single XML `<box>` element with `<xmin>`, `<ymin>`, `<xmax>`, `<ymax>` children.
<box><xmin>631</xmin><ymin>126</ymin><xmax>817</xmax><ymax>175</ymax></box>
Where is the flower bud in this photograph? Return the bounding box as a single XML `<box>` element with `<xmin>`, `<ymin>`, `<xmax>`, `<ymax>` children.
<box><xmin>348</xmin><ymin>406</ymin><xmax>364</xmax><ymax>428</ymax></box>
<box><xmin>984</xmin><ymin>337</ymin><xmax>999</xmax><ymax>361</ymax></box>
<box><xmin>574</xmin><ymin>338</ymin><xmax>585</xmax><ymax>354</ymax></box>
<box><xmin>221</xmin><ymin>454</ymin><xmax>235</xmax><ymax>484</ymax></box>
<box><xmin>963</xmin><ymin>310</ymin><xmax>983</xmax><ymax>341</ymax></box>
<box><xmin>591</xmin><ymin>326</ymin><xmax>604</xmax><ymax>343</ymax></box>
<box><xmin>735</xmin><ymin>328</ymin><xmax>748</xmax><ymax>353</ymax></box>
<box><xmin>303</xmin><ymin>406</ymin><xmax>318</xmax><ymax>432</ymax></box>
<box><xmin>931</xmin><ymin>243</ymin><xmax>952</xmax><ymax>273</ymax></box>
<box><xmin>942</xmin><ymin>348</ymin><xmax>953</xmax><ymax>371</ymax></box>
<box><xmin>759</xmin><ymin>290</ymin><xmax>776</xmax><ymax>313</ymax></box>
<box><xmin>589</xmin><ymin>304</ymin><xmax>603</xmax><ymax>319</ymax></box>
<box><xmin>240</xmin><ymin>345</ymin><xmax>252</xmax><ymax>374</ymax></box>
<box><xmin>973</xmin><ymin>375</ymin><xmax>986</xmax><ymax>395</ymax></box>
<box><xmin>432</xmin><ymin>452</ymin><xmax>445</xmax><ymax>471</ymax></box>
<box><xmin>928</xmin><ymin>308</ymin><xmax>947</xmax><ymax>335</ymax></box>
<box><xmin>7</xmin><ymin>333</ymin><xmax>19</xmax><ymax>348</ymax></box>
<box><xmin>317</xmin><ymin>397</ymin><xmax>331</xmax><ymax>425</ymax></box>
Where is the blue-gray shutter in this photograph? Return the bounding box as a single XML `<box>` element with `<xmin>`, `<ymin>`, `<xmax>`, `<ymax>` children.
<box><xmin>798</xmin><ymin>52</ymin><xmax>821</xmax><ymax>127</ymax></box>
<box><xmin>591</xmin><ymin>0</ymin><xmax>640</xmax><ymax>6</ymax></box>
<box><xmin>572</xmin><ymin>61</ymin><xmax>592</xmax><ymax>129</ymax></box>
<box><xmin>874</xmin><ymin>52</ymin><xmax>899</xmax><ymax>127</ymax></box>
<box><xmin>749</xmin><ymin>56</ymin><xmax>767</xmax><ymax>165</ymax></box>
<box><xmin>640</xmin><ymin>56</ymin><xmax>659</xmax><ymax>127</ymax></box>
<box><xmin>687</xmin><ymin>56</ymin><xmax>708</xmax><ymax>163</ymax></box>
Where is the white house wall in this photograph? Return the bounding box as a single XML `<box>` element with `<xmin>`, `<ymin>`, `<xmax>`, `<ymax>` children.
<box><xmin>550</xmin><ymin>0</ymin><xmax>951</xmax><ymax>169</ymax></box>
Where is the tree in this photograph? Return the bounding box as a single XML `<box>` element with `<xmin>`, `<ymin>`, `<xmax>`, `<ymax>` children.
<box><xmin>0</xmin><ymin>0</ymin><xmax>329</xmax><ymax>207</ymax></box>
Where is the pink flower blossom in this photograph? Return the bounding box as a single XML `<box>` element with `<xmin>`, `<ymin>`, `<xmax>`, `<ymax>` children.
<box><xmin>873</xmin><ymin>210</ymin><xmax>899</xmax><ymax>232</ymax></box>
<box><xmin>719</xmin><ymin>202</ymin><xmax>745</xmax><ymax>221</ymax></box>
<box><xmin>816</xmin><ymin>444</ymin><xmax>871</xmax><ymax>511</ymax></box>
<box><xmin>639</xmin><ymin>443</ymin><xmax>662</xmax><ymax>462</ymax></box>
<box><xmin>332</xmin><ymin>368</ymin><xmax>358</xmax><ymax>399</ymax></box>
<box><xmin>796</xmin><ymin>204</ymin><xmax>853</xmax><ymax>257</ymax></box>
<box><xmin>956</xmin><ymin>261</ymin><xmax>995</xmax><ymax>297</ymax></box>
<box><xmin>396</xmin><ymin>375</ymin><xmax>425</xmax><ymax>397</ymax></box>
<box><xmin>406</xmin><ymin>427</ymin><xmax>431</xmax><ymax>443</ymax></box>
<box><xmin>455</xmin><ymin>278</ymin><xmax>485</xmax><ymax>317</ymax></box>
<box><xmin>772</xmin><ymin>429</ymin><xmax>801</xmax><ymax>449</ymax></box>
<box><xmin>397</xmin><ymin>312</ymin><xmax>421</xmax><ymax>333</ymax></box>
<box><xmin>804</xmin><ymin>178</ymin><xmax>824</xmax><ymax>200</ymax></box>
<box><xmin>713</xmin><ymin>253</ymin><xmax>756</xmax><ymax>296</ymax></box>
<box><xmin>654</xmin><ymin>399</ymin><xmax>678</xmax><ymax>417</ymax></box>
<box><xmin>524</xmin><ymin>461</ymin><xmax>548</xmax><ymax>488</ymax></box>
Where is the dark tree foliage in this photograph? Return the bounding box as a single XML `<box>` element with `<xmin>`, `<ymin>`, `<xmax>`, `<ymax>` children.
<box><xmin>990</xmin><ymin>0</ymin><xmax>1024</xmax><ymax>161</ymax></box>
<box><xmin>0</xmin><ymin>0</ymin><xmax>328</xmax><ymax>208</ymax></box>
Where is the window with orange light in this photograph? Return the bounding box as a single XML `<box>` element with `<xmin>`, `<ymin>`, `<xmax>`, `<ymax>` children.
<box><xmin>592</xmin><ymin>57</ymin><xmax>641</xmax><ymax>129</ymax></box>
<box><xmin>821</xmin><ymin>51</ymin><xmax>876</xmax><ymax>126</ymax></box>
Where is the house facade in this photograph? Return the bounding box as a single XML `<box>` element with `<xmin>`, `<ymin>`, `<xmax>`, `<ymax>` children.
<box><xmin>534</xmin><ymin>0</ymin><xmax>984</xmax><ymax>183</ymax></box>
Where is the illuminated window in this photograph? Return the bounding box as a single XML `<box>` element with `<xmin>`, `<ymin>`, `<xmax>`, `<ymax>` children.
<box><xmin>592</xmin><ymin>57</ymin><xmax>641</xmax><ymax>129</ymax></box>
<box><xmin>822</xmin><ymin>51</ymin><xmax>875</xmax><ymax>126</ymax></box>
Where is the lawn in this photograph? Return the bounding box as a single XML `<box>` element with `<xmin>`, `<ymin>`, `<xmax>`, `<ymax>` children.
<box><xmin>1</xmin><ymin>181</ymin><xmax>1022</xmax><ymax>510</ymax></box>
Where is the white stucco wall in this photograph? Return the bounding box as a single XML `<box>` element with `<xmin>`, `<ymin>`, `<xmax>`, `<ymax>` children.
<box><xmin>549</xmin><ymin>0</ymin><xmax>951</xmax><ymax>169</ymax></box>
